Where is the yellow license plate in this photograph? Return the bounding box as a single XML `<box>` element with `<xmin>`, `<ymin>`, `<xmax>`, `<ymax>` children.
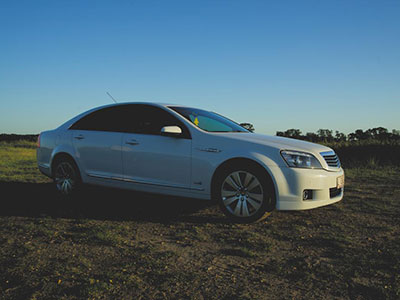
<box><xmin>337</xmin><ymin>175</ymin><xmax>345</xmax><ymax>189</ymax></box>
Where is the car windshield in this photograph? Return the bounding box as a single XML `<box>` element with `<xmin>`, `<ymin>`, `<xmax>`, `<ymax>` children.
<box><xmin>169</xmin><ymin>106</ymin><xmax>249</xmax><ymax>133</ymax></box>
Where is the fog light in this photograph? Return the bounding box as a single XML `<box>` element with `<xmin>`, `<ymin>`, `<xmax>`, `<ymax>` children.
<box><xmin>303</xmin><ymin>189</ymin><xmax>313</xmax><ymax>200</ymax></box>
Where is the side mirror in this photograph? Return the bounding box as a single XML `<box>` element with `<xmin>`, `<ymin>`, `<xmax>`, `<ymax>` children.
<box><xmin>161</xmin><ymin>126</ymin><xmax>182</xmax><ymax>136</ymax></box>
<box><xmin>240</xmin><ymin>123</ymin><xmax>255</xmax><ymax>132</ymax></box>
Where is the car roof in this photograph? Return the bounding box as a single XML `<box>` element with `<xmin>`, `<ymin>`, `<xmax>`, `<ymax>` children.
<box><xmin>99</xmin><ymin>102</ymin><xmax>208</xmax><ymax>116</ymax></box>
<box><xmin>90</xmin><ymin>102</ymin><xmax>193</xmax><ymax>110</ymax></box>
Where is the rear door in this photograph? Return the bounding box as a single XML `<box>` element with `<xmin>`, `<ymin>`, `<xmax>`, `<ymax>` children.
<box><xmin>70</xmin><ymin>106</ymin><xmax>125</xmax><ymax>180</ymax></box>
<box><xmin>121</xmin><ymin>105</ymin><xmax>192</xmax><ymax>189</ymax></box>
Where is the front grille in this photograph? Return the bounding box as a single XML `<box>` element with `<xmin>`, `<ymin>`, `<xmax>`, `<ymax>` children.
<box><xmin>321</xmin><ymin>151</ymin><xmax>341</xmax><ymax>168</ymax></box>
<box><xmin>330</xmin><ymin>187</ymin><xmax>342</xmax><ymax>198</ymax></box>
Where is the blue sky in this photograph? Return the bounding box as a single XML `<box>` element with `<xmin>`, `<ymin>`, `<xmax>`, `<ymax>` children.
<box><xmin>1</xmin><ymin>0</ymin><xmax>399</xmax><ymax>135</ymax></box>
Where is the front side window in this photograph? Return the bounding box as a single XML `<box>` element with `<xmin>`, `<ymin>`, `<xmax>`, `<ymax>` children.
<box><xmin>169</xmin><ymin>106</ymin><xmax>249</xmax><ymax>133</ymax></box>
<box><xmin>130</xmin><ymin>105</ymin><xmax>190</xmax><ymax>138</ymax></box>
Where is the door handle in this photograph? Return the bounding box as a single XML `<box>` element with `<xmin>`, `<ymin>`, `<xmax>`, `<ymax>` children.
<box><xmin>125</xmin><ymin>140</ymin><xmax>140</xmax><ymax>146</ymax></box>
<box><xmin>74</xmin><ymin>135</ymin><xmax>85</xmax><ymax>140</ymax></box>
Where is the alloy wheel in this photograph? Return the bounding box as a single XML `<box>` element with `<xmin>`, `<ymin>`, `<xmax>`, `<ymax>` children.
<box><xmin>221</xmin><ymin>171</ymin><xmax>264</xmax><ymax>218</ymax></box>
<box><xmin>54</xmin><ymin>161</ymin><xmax>77</xmax><ymax>195</ymax></box>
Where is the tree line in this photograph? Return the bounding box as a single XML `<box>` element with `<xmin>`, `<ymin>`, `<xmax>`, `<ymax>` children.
<box><xmin>0</xmin><ymin>134</ymin><xmax>38</xmax><ymax>142</ymax></box>
<box><xmin>276</xmin><ymin>127</ymin><xmax>400</xmax><ymax>143</ymax></box>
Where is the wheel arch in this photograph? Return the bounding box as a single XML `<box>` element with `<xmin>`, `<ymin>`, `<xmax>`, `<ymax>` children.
<box><xmin>50</xmin><ymin>152</ymin><xmax>81</xmax><ymax>179</ymax></box>
<box><xmin>210</xmin><ymin>157</ymin><xmax>277</xmax><ymax>204</ymax></box>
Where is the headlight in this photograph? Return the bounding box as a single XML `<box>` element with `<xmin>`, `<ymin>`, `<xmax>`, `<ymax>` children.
<box><xmin>281</xmin><ymin>150</ymin><xmax>322</xmax><ymax>169</ymax></box>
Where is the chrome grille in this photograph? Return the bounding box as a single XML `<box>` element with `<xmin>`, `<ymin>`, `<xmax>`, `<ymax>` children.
<box><xmin>321</xmin><ymin>151</ymin><xmax>341</xmax><ymax>168</ymax></box>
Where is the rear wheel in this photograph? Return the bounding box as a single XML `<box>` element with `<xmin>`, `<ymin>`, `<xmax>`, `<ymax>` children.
<box><xmin>53</xmin><ymin>158</ymin><xmax>81</xmax><ymax>196</ymax></box>
<box><xmin>215</xmin><ymin>163</ymin><xmax>275</xmax><ymax>223</ymax></box>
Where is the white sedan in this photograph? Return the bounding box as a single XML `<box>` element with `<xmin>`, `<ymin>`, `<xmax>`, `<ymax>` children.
<box><xmin>37</xmin><ymin>103</ymin><xmax>344</xmax><ymax>222</ymax></box>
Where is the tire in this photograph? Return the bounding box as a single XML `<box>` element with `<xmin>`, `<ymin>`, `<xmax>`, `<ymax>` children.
<box><xmin>214</xmin><ymin>162</ymin><xmax>275</xmax><ymax>223</ymax></box>
<box><xmin>53</xmin><ymin>157</ymin><xmax>81</xmax><ymax>197</ymax></box>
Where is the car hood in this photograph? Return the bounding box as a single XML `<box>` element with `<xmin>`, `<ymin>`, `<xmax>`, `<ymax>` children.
<box><xmin>215</xmin><ymin>133</ymin><xmax>332</xmax><ymax>154</ymax></box>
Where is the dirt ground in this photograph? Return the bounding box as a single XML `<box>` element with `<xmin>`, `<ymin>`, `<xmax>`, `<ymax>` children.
<box><xmin>0</xmin><ymin>167</ymin><xmax>399</xmax><ymax>299</ymax></box>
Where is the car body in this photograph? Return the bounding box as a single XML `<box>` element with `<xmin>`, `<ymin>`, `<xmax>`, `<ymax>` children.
<box><xmin>37</xmin><ymin>102</ymin><xmax>344</xmax><ymax>222</ymax></box>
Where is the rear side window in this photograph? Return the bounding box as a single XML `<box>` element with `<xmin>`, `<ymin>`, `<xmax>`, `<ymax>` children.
<box><xmin>70</xmin><ymin>106</ymin><xmax>127</xmax><ymax>132</ymax></box>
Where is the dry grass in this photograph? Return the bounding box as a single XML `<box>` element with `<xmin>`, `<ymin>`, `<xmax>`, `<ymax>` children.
<box><xmin>0</xmin><ymin>141</ymin><xmax>50</xmax><ymax>183</ymax></box>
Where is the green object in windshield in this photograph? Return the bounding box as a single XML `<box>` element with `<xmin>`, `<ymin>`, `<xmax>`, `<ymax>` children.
<box><xmin>169</xmin><ymin>106</ymin><xmax>249</xmax><ymax>133</ymax></box>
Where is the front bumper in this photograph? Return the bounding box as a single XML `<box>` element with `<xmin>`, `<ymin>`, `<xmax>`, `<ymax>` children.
<box><xmin>270</xmin><ymin>166</ymin><xmax>344</xmax><ymax>210</ymax></box>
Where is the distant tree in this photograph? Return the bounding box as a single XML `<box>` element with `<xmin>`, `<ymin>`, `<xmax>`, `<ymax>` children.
<box><xmin>317</xmin><ymin>129</ymin><xmax>334</xmax><ymax>143</ymax></box>
<box><xmin>276</xmin><ymin>127</ymin><xmax>400</xmax><ymax>144</ymax></box>
<box><xmin>284</xmin><ymin>129</ymin><xmax>302</xmax><ymax>139</ymax></box>
<box><xmin>348</xmin><ymin>132</ymin><xmax>357</xmax><ymax>142</ymax></box>
<box><xmin>334</xmin><ymin>131</ymin><xmax>347</xmax><ymax>142</ymax></box>
<box><xmin>355</xmin><ymin>129</ymin><xmax>368</xmax><ymax>141</ymax></box>
<box><xmin>276</xmin><ymin>131</ymin><xmax>285</xmax><ymax>137</ymax></box>
<box><xmin>0</xmin><ymin>134</ymin><xmax>38</xmax><ymax>142</ymax></box>
<box><xmin>276</xmin><ymin>129</ymin><xmax>302</xmax><ymax>139</ymax></box>
<box><xmin>305</xmin><ymin>132</ymin><xmax>319</xmax><ymax>142</ymax></box>
<box><xmin>366</xmin><ymin>127</ymin><xmax>389</xmax><ymax>141</ymax></box>
<box><xmin>392</xmin><ymin>129</ymin><xmax>400</xmax><ymax>141</ymax></box>
<box><xmin>347</xmin><ymin>127</ymin><xmax>391</xmax><ymax>141</ymax></box>
<box><xmin>240</xmin><ymin>123</ymin><xmax>255</xmax><ymax>132</ymax></box>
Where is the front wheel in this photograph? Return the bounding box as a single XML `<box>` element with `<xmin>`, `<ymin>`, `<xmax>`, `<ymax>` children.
<box><xmin>53</xmin><ymin>158</ymin><xmax>81</xmax><ymax>196</ymax></box>
<box><xmin>215</xmin><ymin>164</ymin><xmax>275</xmax><ymax>223</ymax></box>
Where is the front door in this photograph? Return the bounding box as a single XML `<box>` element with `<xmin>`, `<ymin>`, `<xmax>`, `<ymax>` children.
<box><xmin>121</xmin><ymin>104</ymin><xmax>192</xmax><ymax>189</ymax></box>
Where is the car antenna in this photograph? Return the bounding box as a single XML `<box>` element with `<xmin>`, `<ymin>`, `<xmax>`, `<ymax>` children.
<box><xmin>106</xmin><ymin>92</ymin><xmax>118</xmax><ymax>103</ymax></box>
